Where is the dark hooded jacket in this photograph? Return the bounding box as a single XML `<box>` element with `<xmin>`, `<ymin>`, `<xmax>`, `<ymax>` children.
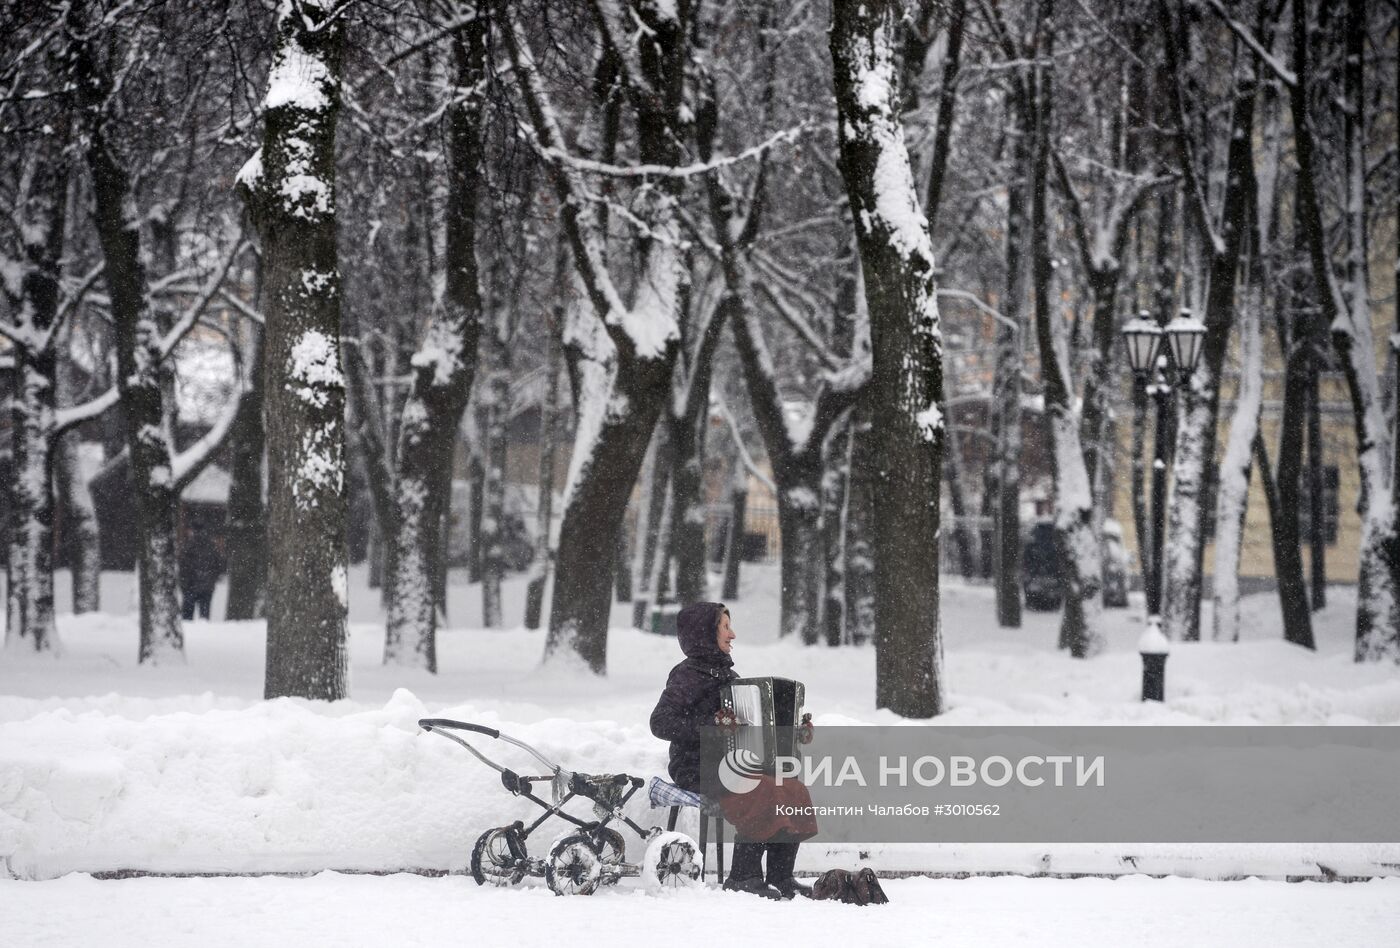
<box><xmin>649</xmin><ymin>602</ymin><xmax>737</xmax><ymax>792</ymax></box>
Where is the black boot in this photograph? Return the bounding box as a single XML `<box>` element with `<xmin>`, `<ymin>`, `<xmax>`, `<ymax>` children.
<box><xmin>765</xmin><ymin>843</ymin><xmax>811</xmax><ymax>899</ymax></box>
<box><xmin>723</xmin><ymin>843</ymin><xmax>782</xmax><ymax>899</ymax></box>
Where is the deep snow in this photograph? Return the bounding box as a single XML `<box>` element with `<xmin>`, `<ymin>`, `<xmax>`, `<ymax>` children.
<box><xmin>2</xmin><ymin>564</ymin><xmax>1399</xmax><ymax>945</ymax></box>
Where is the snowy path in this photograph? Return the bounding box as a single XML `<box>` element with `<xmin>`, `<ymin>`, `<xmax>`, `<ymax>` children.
<box><xmin>4</xmin><ymin>872</ymin><xmax>1398</xmax><ymax>948</ymax></box>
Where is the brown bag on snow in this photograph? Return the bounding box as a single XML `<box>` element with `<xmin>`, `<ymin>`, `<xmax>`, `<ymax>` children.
<box><xmin>810</xmin><ymin>868</ymin><xmax>889</xmax><ymax>905</ymax></box>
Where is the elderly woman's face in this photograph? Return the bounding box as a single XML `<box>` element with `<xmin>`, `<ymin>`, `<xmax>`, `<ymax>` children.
<box><xmin>716</xmin><ymin>611</ymin><xmax>736</xmax><ymax>654</ymax></box>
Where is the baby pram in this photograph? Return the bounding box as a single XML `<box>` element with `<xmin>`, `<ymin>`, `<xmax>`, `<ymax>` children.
<box><xmin>419</xmin><ymin>718</ymin><xmax>702</xmax><ymax>896</ymax></box>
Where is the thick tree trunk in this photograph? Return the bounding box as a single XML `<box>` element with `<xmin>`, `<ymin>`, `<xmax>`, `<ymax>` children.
<box><xmin>548</xmin><ymin>349</ymin><xmax>674</xmax><ymax>670</ymax></box>
<box><xmin>241</xmin><ymin>1</ymin><xmax>347</xmax><ymax>695</ymax></box>
<box><xmin>832</xmin><ymin>0</ymin><xmax>945</xmax><ymax>716</ymax></box>
<box><xmin>224</xmin><ymin>325</ymin><xmax>266</xmax><ymax>621</ymax></box>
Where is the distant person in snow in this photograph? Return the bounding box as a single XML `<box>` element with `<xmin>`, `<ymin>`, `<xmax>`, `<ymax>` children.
<box><xmin>179</xmin><ymin>524</ymin><xmax>224</xmax><ymax>621</ymax></box>
<box><xmin>649</xmin><ymin>602</ymin><xmax>817</xmax><ymax>900</ymax></box>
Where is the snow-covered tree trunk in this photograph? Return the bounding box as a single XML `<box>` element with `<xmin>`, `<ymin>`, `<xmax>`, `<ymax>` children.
<box><xmin>1212</xmin><ymin>299</ymin><xmax>1263</xmax><ymax>642</ymax></box>
<box><xmin>380</xmin><ymin>18</ymin><xmax>488</xmax><ymax>667</ymax></box>
<box><xmin>480</xmin><ymin>322</ymin><xmax>512</xmax><ymax>628</ymax></box>
<box><xmin>503</xmin><ymin>3</ymin><xmax>686</xmax><ymax>673</ymax></box>
<box><xmin>1334</xmin><ymin>0</ymin><xmax>1400</xmax><ymax>660</ymax></box>
<box><xmin>224</xmin><ymin>324</ymin><xmax>266</xmax><ymax>621</ymax></box>
<box><xmin>831</xmin><ymin>0</ymin><xmax>945</xmax><ymax>716</ymax></box>
<box><xmin>240</xmin><ymin>0</ymin><xmax>348</xmax><ymax>695</ymax></box>
<box><xmin>3</xmin><ymin>151</ymin><xmax>65</xmax><ymax>653</ymax></box>
<box><xmin>81</xmin><ymin>57</ymin><xmax>184</xmax><ymax>665</ymax></box>
<box><xmin>1158</xmin><ymin>2</ymin><xmax>1257</xmax><ymax>642</ymax></box>
<box><xmin>1277</xmin><ymin>0</ymin><xmax>1398</xmax><ymax>658</ymax></box>
<box><xmin>1026</xmin><ymin>51</ymin><xmax>1103</xmax><ymax>659</ymax></box>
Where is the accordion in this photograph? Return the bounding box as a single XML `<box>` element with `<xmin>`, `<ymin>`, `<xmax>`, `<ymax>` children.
<box><xmin>719</xmin><ymin>676</ymin><xmax>806</xmax><ymax>771</ymax></box>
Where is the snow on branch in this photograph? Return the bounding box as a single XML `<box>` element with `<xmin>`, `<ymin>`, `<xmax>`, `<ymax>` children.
<box><xmin>157</xmin><ymin>237</ymin><xmax>250</xmax><ymax>359</ymax></box>
<box><xmin>54</xmin><ymin>383</ymin><xmax>120</xmax><ymax>434</ymax></box>
<box><xmin>536</xmin><ymin>122</ymin><xmax>809</xmax><ymax>180</ymax></box>
<box><xmin>715</xmin><ymin>395</ymin><xmax>776</xmax><ymax>495</ymax></box>
<box><xmin>172</xmin><ymin>383</ymin><xmax>246</xmax><ymax>493</ymax></box>
<box><xmin>1203</xmin><ymin>0</ymin><xmax>1296</xmax><ymax>88</ymax></box>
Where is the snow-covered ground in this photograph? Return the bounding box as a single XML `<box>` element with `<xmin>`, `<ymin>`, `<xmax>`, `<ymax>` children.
<box><xmin>2</xmin><ymin>565</ymin><xmax>1399</xmax><ymax>945</ymax></box>
<box><xmin>5</xmin><ymin>871</ymin><xmax>1399</xmax><ymax>948</ymax></box>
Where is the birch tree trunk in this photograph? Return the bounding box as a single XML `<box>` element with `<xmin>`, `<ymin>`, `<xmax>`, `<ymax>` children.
<box><xmin>241</xmin><ymin>0</ymin><xmax>347</xmax><ymax>695</ymax></box>
<box><xmin>4</xmin><ymin>149</ymin><xmax>65</xmax><ymax>653</ymax></box>
<box><xmin>832</xmin><ymin>0</ymin><xmax>945</xmax><ymax>716</ymax></box>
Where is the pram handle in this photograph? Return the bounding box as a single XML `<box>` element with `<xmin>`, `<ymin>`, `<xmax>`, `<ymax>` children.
<box><xmin>419</xmin><ymin>718</ymin><xmax>499</xmax><ymax>739</ymax></box>
<box><xmin>418</xmin><ymin>717</ymin><xmax>562</xmax><ymax>774</ymax></box>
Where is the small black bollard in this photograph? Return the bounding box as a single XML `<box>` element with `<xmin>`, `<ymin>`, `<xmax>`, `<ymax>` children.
<box><xmin>1138</xmin><ymin>617</ymin><xmax>1170</xmax><ymax>702</ymax></box>
<box><xmin>1140</xmin><ymin>653</ymin><xmax>1167</xmax><ymax>702</ymax></box>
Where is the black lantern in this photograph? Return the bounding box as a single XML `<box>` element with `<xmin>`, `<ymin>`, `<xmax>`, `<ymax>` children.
<box><xmin>1165</xmin><ymin>308</ymin><xmax>1207</xmax><ymax>383</ymax></box>
<box><xmin>1121</xmin><ymin>311</ymin><xmax>1164</xmax><ymax>376</ymax></box>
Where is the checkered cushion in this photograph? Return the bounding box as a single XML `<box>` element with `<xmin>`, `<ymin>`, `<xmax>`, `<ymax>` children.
<box><xmin>648</xmin><ymin>776</ymin><xmax>703</xmax><ymax>810</ymax></box>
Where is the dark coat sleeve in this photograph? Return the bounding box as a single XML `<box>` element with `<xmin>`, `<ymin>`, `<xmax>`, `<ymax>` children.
<box><xmin>650</xmin><ymin>667</ymin><xmax>707</xmax><ymax>743</ymax></box>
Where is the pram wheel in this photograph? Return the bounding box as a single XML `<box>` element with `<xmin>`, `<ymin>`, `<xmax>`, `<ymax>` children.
<box><xmin>643</xmin><ymin>831</ymin><xmax>702</xmax><ymax>889</ymax></box>
<box><xmin>545</xmin><ymin>835</ymin><xmax>603</xmax><ymax>896</ymax></box>
<box><xmin>471</xmin><ymin>827</ymin><xmax>525</xmax><ymax>886</ymax></box>
<box><xmin>589</xmin><ymin>827</ymin><xmax>626</xmax><ymax>885</ymax></box>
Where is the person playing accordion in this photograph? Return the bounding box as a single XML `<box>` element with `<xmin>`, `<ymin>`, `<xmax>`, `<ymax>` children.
<box><xmin>649</xmin><ymin>602</ymin><xmax>817</xmax><ymax>899</ymax></box>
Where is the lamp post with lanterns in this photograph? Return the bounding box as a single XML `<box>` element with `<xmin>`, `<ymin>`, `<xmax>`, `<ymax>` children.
<box><xmin>1121</xmin><ymin>308</ymin><xmax>1206</xmax><ymax>699</ymax></box>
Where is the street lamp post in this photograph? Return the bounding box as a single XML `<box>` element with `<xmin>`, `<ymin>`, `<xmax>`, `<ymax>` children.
<box><xmin>1122</xmin><ymin>308</ymin><xmax>1206</xmax><ymax>699</ymax></box>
